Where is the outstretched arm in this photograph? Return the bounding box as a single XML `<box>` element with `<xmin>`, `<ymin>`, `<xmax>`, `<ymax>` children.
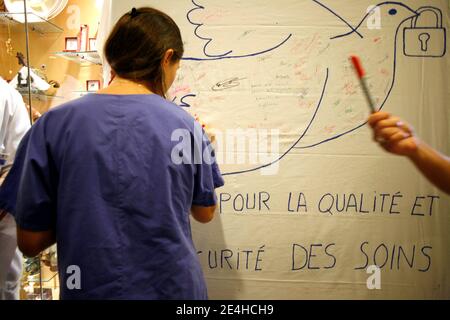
<box><xmin>368</xmin><ymin>112</ymin><xmax>450</xmax><ymax>195</ymax></box>
<box><xmin>408</xmin><ymin>142</ymin><xmax>450</xmax><ymax>195</ymax></box>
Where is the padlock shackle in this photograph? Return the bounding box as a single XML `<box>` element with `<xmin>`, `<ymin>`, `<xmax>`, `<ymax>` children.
<box><xmin>411</xmin><ymin>7</ymin><xmax>443</xmax><ymax>29</ymax></box>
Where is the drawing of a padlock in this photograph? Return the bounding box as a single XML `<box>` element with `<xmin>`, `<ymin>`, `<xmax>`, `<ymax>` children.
<box><xmin>403</xmin><ymin>7</ymin><xmax>447</xmax><ymax>57</ymax></box>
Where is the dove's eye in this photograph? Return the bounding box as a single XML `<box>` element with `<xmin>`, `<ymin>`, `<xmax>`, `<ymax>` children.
<box><xmin>389</xmin><ymin>8</ymin><xmax>398</xmax><ymax>15</ymax></box>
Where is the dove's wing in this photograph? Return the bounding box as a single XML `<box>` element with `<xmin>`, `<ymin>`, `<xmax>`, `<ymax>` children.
<box><xmin>293</xmin><ymin>29</ymin><xmax>398</xmax><ymax>149</ymax></box>
<box><xmin>312</xmin><ymin>0</ymin><xmax>363</xmax><ymax>39</ymax></box>
<box><xmin>183</xmin><ymin>0</ymin><xmax>342</xmax><ymax>60</ymax></box>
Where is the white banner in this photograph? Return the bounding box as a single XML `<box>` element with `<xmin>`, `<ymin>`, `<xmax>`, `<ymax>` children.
<box><xmin>101</xmin><ymin>0</ymin><xmax>450</xmax><ymax>299</ymax></box>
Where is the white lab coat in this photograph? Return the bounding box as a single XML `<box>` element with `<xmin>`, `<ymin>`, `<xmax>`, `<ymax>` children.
<box><xmin>0</xmin><ymin>76</ymin><xmax>31</xmax><ymax>300</ymax></box>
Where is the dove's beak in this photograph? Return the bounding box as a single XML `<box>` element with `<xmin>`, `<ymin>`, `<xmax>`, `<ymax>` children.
<box><xmin>405</xmin><ymin>9</ymin><xmax>420</xmax><ymax>23</ymax></box>
<box><xmin>411</xmin><ymin>11</ymin><xmax>420</xmax><ymax>19</ymax></box>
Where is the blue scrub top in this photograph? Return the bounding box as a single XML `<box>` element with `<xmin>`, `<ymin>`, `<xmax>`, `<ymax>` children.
<box><xmin>0</xmin><ymin>94</ymin><xmax>224</xmax><ymax>300</ymax></box>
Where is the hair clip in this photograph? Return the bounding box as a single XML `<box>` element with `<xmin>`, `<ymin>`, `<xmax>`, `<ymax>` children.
<box><xmin>130</xmin><ymin>7</ymin><xmax>139</xmax><ymax>18</ymax></box>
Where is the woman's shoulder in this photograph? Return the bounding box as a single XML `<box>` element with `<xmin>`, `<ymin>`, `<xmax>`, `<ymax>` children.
<box><xmin>45</xmin><ymin>94</ymin><xmax>94</xmax><ymax>115</ymax></box>
<box><xmin>41</xmin><ymin>93</ymin><xmax>197</xmax><ymax>130</ymax></box>
<box><xmin>31</xmin><ymin>94</ymin><xmax>97</xmax><ymax>131</ymax></box>
<box><xmin>145</xmin><ymin>94</ymin><xmax>196</xmax><ymax>125</ymax></box>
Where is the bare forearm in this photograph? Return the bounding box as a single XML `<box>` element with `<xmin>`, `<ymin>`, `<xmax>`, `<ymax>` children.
<box><xmin>408</xmin><ymin>142</ymin><xmax>450</xmax><ymax>195</ymax></box>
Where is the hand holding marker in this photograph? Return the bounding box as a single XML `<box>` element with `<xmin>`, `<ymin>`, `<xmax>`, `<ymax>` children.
<box><xmin>351</xmin><ymin>55</ymin><xmax>386</xmax><ymax>144</ymax></box>
<box><xmin>350</xmin><ymin>55</ymin><xmax>376</xmax><ymax>113</ymax></box>
<box><xmin>352</xmin><ymin>56</ymin><xmax>411</xmax><ymax>149</ymax></box>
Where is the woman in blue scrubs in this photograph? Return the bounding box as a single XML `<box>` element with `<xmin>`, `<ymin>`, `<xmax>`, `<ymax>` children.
<box><xmin>0</xmin><ymin>7</ymin><xmax>224</xmax><ymax>300</ymax></box>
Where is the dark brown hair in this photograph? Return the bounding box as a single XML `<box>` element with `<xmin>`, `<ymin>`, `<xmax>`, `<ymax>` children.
<box><xmin>104</xmin><ymin>7</ymin><xmax>184</xmax><ymax>97</ymax></box>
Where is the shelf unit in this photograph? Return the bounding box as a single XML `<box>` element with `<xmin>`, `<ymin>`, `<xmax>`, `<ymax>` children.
<box><xmin>72</xmin><ymin>90</ymin><xmax>95</xmax><ymax>97</ymax></box>
<box><xmin>0</xmin><ymin>12</ymin><xmax>63</xmax><ymax>35</ymax></box>
<box><xmin>1</xmin><ymin>8</ymin><xmax>66</xmax><ymax>302</ymax></box>
<box><xmin>17</xmin><ymin>88</ymin><xmax>64</xmax><ymax>101</ymax></box>
<box><xmin>52</xmin><ymin>50</ymin><xmax>102</xmax><ymax>65</ymax></box>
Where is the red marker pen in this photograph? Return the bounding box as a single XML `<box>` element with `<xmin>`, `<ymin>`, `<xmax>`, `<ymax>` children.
<box><xmin>350</xmin><ymin>55</ymin><xmax>376</xmax><ymax>113</ymax></box>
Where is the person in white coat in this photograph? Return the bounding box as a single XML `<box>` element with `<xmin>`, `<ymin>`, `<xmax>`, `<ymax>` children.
<box><xmin>0</xmin><ymin>76</ymin><xmax>31</xmax><ymax>300</ymax></box>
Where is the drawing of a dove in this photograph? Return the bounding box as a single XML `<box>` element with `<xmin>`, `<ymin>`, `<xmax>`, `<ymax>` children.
<box><xmin>175</xmin><ymin>1</ymin><xmax>445</xmax><ymax>175</ymax></box>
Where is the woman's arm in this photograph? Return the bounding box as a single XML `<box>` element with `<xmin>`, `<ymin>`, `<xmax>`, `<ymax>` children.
<box><xmin>368</xmin><ymin>111</ymin><xmax>450</xmax><ymax>195</ymax></box>
<box><xmin>408</xmin><ymin>142</ymin><xmax>450</xmax><ymax>195</ymax></box>
<box><xmin>191</xmin><ymin>205</ymin><xmax>217</xmax><ymax>223</ymax></box>
<box><xmin>17</xmin><ymin>228</ymin><xmax>56</xmax><ymax>257</ymax></box>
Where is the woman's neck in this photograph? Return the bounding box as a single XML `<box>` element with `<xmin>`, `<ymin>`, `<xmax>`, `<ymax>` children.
<box><xmin>97</xmin><ymin>77</ymin><xmax>154</xmax><ymax>95</ymax></box>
